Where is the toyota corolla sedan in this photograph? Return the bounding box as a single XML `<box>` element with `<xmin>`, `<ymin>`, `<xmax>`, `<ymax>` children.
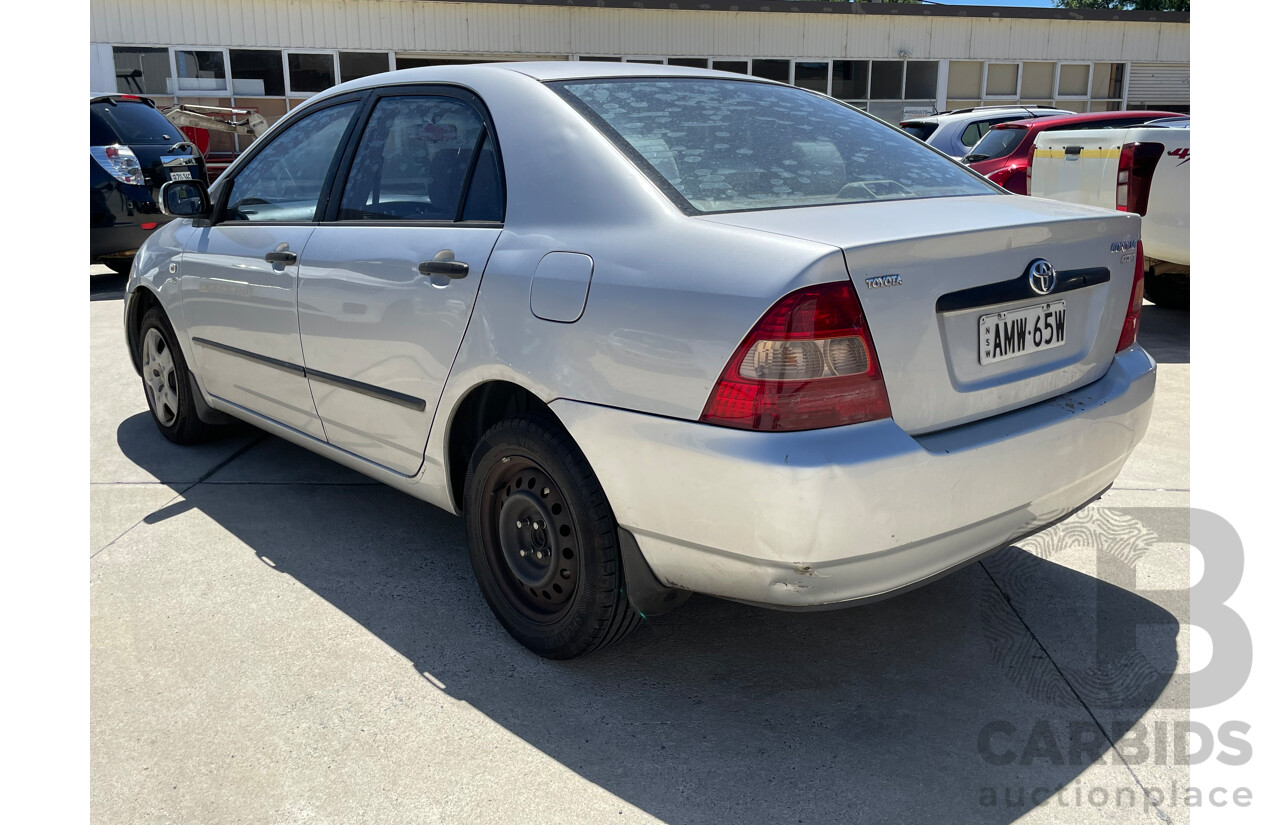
<box><xmin>124</xmin><ymin>63</ymin><xmax>1155</xmax><ymax>659</ymax></box>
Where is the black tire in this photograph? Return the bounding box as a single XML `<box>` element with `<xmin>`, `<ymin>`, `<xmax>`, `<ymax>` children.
<box><xmin>138</xmin><ymin>307</ymin><xmax>220</xmax><ymax>445</ymax></box>
<box><xmin>104</xmin><ymin>256</ymin><xmax>133</xmax><ymax>276</ymax></box>
<box><xmin>464</xmin><ymin>415</ymin><xmax>642</xmax><ymax>659</ymax></box>
<box><xmin>1143</xmin><ymin>271</ymin><xmax>1190</xmax><ymax>310</ymax></box>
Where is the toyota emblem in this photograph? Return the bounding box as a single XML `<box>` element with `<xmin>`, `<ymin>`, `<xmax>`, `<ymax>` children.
<box><xmin>1027</xmin><ymin>259</ymin><xmax>1057</xmax><ymax>296</ymax></box>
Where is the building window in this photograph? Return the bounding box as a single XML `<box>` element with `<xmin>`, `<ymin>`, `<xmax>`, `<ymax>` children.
<box><xmin>832</xmin><ymin>60</ymin><xmax>870</xmax><ymax>101</ymax></box>
<box><xmin>947</xmin><ymin>61</ymin><xmax>983</xmax><ymax>100</ymax></box>
<box><xmin>229</xmin><ymin>50</ymin><xmax>285</xmax><ymax>96</ymax></box>
<box><xmin>113</xmin><ymin>47</ymin><xmax>170</xmax><ymax>95</ymax></box>
<box><xmin>1021</xmin><ymin>62</ymin><xmax>1055</xmax><ymax>99</ymax></box>
<box><xmin>175</xmin><ymin>50</ymin><xmax>228</xmax><ymax>94</ymax></box>
<box><xmin>985</xmin><ymin>63</ymin><xmax>1019</xmax><ymax>97</ymax></box>
<box><xmin>794</xmin><ymin>62</ymin><xmax>829</xmax><ymax>93</ymax></box>
<box><xmin>287</xmin><ymin>53</ymin><xmax>336</xmax><ymax>94</ymax></box>
<box><xmin>751</xmin><ymin>59</ymin><xmax>790</xmax><ymax>83</ymax></box>
<box><xmin>904</xmin><ymin>62</ymin><xmax>938</xmax><ymax>100</ymax></box>
<box><xmin>870</xmin><ymin>61</ymin><xmax>903</xmax><ymax>99</ymax></box>
<box><xmin>339</xmin><ymin>52</ymin><xmax>391</xmax><ymax>83</ymax></box>
<box><xmin>1057</xmin><ymin>63</ymin><xmax>1091</xmax><ymax>97</ymax></box>
<box><xmin>668</xmin><ymin>58</ymin><xmax>708</xmax><ymax>69</ymax></box>
<box><xmin>712</xmin><ymin>60</ymin><xmax>749</xmax><ymax>75</ymax></box>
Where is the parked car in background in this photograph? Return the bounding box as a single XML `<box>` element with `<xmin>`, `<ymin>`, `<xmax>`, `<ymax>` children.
<box><xmin>91</xmin><ymin>94</ymin><xmax>208</xmax><ymax>275</ymax></box>
<box><xmin>127</xmin><ymin>64</ymin><xmax>1154</xmax><ymax>659</ymax></box>
<box><xmin>900</xmin><ymin>105</ymin><xmax>1071</xmax><ymax>159</ymax></box>
<box><xmin>1028</xmin><ymin>121</ymin><xmax>1190</xmax><ymax>307</ymax></box>
<box><xmin>963</xmin><ymin>110</ymin><xmax>1183</xmax><ymax>194</ymax></box>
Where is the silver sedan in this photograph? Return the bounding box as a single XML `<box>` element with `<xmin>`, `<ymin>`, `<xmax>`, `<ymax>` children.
<box><xmin>124</xmin><ymin>63</ymin><xmax>1155</xmax><ymax>658</ymax></box>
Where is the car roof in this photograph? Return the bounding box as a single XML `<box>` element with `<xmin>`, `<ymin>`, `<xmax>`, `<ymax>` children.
<box><xmin>328</xmin><ymin>61</ymin><xmax>775</xmax><ymax>95</ymax></box>
<box><xmin>992</xmin><ymin>110</ymin><xmax>1187</xmax><ymax>132</ymax></box>
<box><xmin>903</xmin><ymin>106</ymin><xmax>1069</xmax><ymax>126</ymax></box>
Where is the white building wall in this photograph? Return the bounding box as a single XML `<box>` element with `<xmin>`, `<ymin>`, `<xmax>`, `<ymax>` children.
<box><xmin>89</xmin><ymin>0</ymin><xmax>1187</xmax><ymax>63</ymax></box>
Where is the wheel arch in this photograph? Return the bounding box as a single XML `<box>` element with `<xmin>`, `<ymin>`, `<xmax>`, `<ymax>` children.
<box><xmin>124</xmin><ymin>286</ymin><xmax>163</xmax><ymax>376</ymax></box>
<box><xmin>445</xmin><ymin>380</ymin><xmax>564</xmax><ymax>513</ymax></box>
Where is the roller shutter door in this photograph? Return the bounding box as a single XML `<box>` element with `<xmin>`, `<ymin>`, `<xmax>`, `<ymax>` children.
<box><xmin>1127</xmin><ymin>63</ymin><xmax>1190</xmax><ymax>107</ymax></box>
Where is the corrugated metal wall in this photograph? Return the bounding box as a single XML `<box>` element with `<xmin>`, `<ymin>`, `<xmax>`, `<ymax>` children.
<box><xmin>89</xmin><ymin>0</ymin><xmax>1188</xmax><ymax>62</ymax></box>
<box><xmin>1127</xmin><ymin>63</ymin><xmax>1191</xmax><ymax>106</ymax></box>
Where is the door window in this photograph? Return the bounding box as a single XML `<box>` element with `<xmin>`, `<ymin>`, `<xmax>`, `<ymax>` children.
<box><xmin>338</xmin><ymin>96</ymin><xmax>491</xmax><ymax>221</ymax></box>
<box><xmin>223</xmin><ymin>101</ymin><xmax>358</xmax><ymax>222</ymax></box>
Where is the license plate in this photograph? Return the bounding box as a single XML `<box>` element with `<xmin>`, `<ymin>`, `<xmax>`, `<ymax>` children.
<box><xmin>168</xmin><ymin>168</ymin><xmax>193</xmax><ymax>181</ymax></box>
<box><xmin>979</xmin><ymin>300</ymin><xmax>1067</xmax><ymax>365</ymax></box>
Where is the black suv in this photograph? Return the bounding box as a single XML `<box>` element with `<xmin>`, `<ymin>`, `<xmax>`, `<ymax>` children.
<box><xmin>91</xmin><ymin>95</ymin><xmax>208</xmax><ymax>274</ymax></box>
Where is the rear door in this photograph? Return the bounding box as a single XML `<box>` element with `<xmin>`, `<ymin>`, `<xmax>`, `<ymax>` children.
<box><xmin>296</xmin><ymin>87</ymin><xmax>505</xmax><ymax>475</ymax></box>
<box><xmin>181</xmin><ymin>96</ymin><xmax>363</xmax><ymax>438</ymax></box>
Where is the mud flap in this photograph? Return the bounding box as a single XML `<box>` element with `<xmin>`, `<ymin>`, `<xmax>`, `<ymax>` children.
<box><xmin>618</xmin><ymin>527</ymin><xmax>692</xmax><ymax>618</ymax></box>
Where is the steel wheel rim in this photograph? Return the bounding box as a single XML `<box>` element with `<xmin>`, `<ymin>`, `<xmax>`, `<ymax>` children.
<box><xmin>480</xmin><ymin>454</ymin><xmax>581</xmax><ymax>623</ymax></box>
<box><xmin>142</xmin><ymin>327</ymin><xmax>179</xmax><ymax>428</ymax></box>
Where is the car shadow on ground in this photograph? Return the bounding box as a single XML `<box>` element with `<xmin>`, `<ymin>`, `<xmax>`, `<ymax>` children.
<box><xmin>1136</xmin><ymin>303</ymin><xmax>1188</xmax><ymax>364</ymax></box>
<box><xmin>116</xmin><ymin>413</ymin><xmax>1180</xmax><ymax>825</ymax></box>
<box><xmin>91</xmin><ymin>272</ymin><xmax>128</xmax><ymax>302</ymax></box>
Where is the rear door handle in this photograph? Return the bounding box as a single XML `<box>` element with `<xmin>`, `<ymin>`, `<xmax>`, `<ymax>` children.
<box><xmin>419</xmin><ymin>250</ymin><xmax>469</xmax><ymax>280</ymax></box>
<box><xmin>265</xmin><ymin>250</ymin><xmax>297</xmax><ymax>265</ymax></box>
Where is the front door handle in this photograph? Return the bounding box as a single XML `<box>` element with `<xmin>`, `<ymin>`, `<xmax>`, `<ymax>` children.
<box><xmin>419</xmin><ymin>249</ymin><xmax>469</xmax><ymax>280</ymax></box>
<box><xmin>265</xmin><ymin>250</ymin><xmax>297</xmax><ymax>265</ymax></box>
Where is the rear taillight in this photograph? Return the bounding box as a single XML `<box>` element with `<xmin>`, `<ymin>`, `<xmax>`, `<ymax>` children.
<box><xmin>986</xmin><ymin>166</ymin><xmax>1014</xmax><ymax>187</ymax></box>
<box><xmin>1116</xmin><ymin>240</ymin><xmax>1144</xmax><ymax>352</ymax></box>
<box><xmin>1116</xmin><ymin>142</ymin><xmax>1163</xmax><ymax>215</ymax></box>
<box><xmin>700</xmin><ymin>282</ymin><xmax>892</xmax><ymax>431</ymax></box>
<box><xmin>90</xmin><ymin>144</ymin><xmax>146</xmax><ymax>186</ymax></box>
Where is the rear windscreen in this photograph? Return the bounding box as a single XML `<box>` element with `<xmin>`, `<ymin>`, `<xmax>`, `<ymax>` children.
<box><xmin>900</xmin><ymin>122</ymin><xmax>939</xmax><ymax>141</ymax></box>
<box><xmin>966</xmin><ymin>126</ymin><xmax>1028</xmax><ymax>162</ymax></box>
<box><xmin>552</xmin><ymin>78</ymin><xmax>996</xmax><ymax>214</ymax></box>
<box><xmin>90</xmin><ymin>100</ymin><xmax>180</xmax><ymax>145</ymax></box>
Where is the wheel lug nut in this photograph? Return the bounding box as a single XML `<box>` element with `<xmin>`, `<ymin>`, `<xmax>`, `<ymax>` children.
<box><xmin>519</xmin><ymin>549</ymin><xmax>527</xmax><ymax>557</ymax></box>
<box><xmin>515</xmin><ymin>520</ymin><xmax>523</xmax><ymax>528</ymax></box>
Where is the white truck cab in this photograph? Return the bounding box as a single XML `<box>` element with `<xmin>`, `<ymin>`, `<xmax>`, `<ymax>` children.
<box><xmin>1029</xmin><ymin>123</ymin><xmax>1189</xmax><ymax>307</ymax></box>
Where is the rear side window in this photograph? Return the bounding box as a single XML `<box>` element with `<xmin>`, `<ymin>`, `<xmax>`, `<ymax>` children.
<box><xmin>89</xmin><ymin>100</ymin><xmax>180</xmax><ymax>145</ymax></box>
<box><xmin>554</xmin><ymin>78</ymin><xmax>995</xmax><ymax>214</ymax></box>
<box><xmin>338</xmin><ymin>95</ymin><xmax>500</xmax><ymax>222</ymax></box>
<box><xmin>967</xmin><ymin>126</ymin><xmax>1028</xmax><ymax>162</ymax></box>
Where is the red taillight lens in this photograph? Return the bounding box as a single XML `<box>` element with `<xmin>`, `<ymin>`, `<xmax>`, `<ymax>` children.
<box><xmin>700</xmin><ymin>282</ymin><xmax>892</xmax><ymax>431</ymax></box>
<box><xmin>986</xmin><ymin>166</ymin><xmax>1014</xmax><ymax>187</ymax></box>
<box><xmin>1116</xmin><ymin>142</ymin><xmax>1164</xmax><ymax>215</ymax></box>
<box><xmin>1116</xmin><ymin>240</ymin><xmax>1145</xmax><ymax>352</ymax></box>
<box><xmin>140</xmin><ymin>222</ymin><xmax>158</xmax><ymax>230</ymax></box>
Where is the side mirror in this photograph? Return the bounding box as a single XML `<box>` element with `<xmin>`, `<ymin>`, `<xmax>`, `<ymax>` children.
<box><xmin>159</xmin><ymin>180</ymin><xmax>211</xmax><ymax>219</ymax></box>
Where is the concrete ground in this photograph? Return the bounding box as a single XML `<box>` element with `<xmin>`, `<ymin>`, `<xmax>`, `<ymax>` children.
<box><xmin>90</xmin><ymin>265</ymin><xmax>1191</xmax><ymax>825</ymax></box>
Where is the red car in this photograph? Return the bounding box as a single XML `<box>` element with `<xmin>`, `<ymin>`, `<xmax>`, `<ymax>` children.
<box><xmin>962</xmin><ymin>109</ymin><xmax>1183</xmax><ymax>195</ymax></box>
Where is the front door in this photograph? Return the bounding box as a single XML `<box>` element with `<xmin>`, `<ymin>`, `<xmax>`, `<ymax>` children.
<box><xmin>297</xmin><ymin>90</ymin><xmax>505</xmax><ymax>474</ymax></box>
<box><xmin>181</xmin><ymin>99</ymin><xmax>362</xmax><ymax>438</ymax></box>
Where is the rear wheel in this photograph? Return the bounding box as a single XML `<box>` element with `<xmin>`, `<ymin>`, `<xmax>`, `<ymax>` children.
<box><xmin>104</xmin><ymin>256</ymin><xmax>134</xmax><ymax>276</ymax></box>
<box><xmin>1143</xmin><ymin>271</ymin><xmax>1190</xmax><ymax>310</ymax></box>
<box><xmin>464</xmin><ymin>415</ymin><xmax>642</xmax><ymax>659</ymax></box>
<box><xmin>139</xmin><ymin>307</ymin><xmax>219</xmax><ymax>444</ymax></box>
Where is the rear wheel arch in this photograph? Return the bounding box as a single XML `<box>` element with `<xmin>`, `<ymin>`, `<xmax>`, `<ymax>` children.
<box><xmin>446</xmin><ymin>380</ymin><xmax>562</xmax><ymax>512</ymax></box>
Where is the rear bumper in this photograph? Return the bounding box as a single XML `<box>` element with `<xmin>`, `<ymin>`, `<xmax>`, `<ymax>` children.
<box><xmin>551</xmin><ymin>345</ymin><xmax>1156</xmax><ymax>608</ymax></box>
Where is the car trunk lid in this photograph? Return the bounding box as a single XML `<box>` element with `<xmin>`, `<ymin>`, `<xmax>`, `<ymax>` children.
<box><xmin>698</xmin><ymin>195</ymin><xmax>1141</xmax><ymax>434</ymax></box>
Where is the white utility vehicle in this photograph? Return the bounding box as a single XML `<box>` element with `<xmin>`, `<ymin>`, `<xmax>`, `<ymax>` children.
<box><xmin>1029</xmin><ymin>121</ymin><xmax>1189</xmax><ymax>307</ymax></box>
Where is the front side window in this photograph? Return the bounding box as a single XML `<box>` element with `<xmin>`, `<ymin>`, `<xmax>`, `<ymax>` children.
<box><xmin>224</xmin><ymin>102</ymin><xmax>358</xmax><ymax>222</ymax></box>
<box><xmin>554</xmin><ymin>78</ymin><xmax>996</xmax><ymax>214</ymax></box>
<box><xmin>338</xmin><ymin>96</ymin><xmax>490</xmax><ymax>221</ymax></box>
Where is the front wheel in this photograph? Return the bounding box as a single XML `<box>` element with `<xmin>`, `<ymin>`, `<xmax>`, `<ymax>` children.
<box><xmin>138</xmin><ymin>307</ymin><xmax>219</xmax><ymax>444</ymax></box>
<box><xmin>464</xmin><ymin>415</ymin><xmax>642</xmax><ymax>659</ymax></box>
